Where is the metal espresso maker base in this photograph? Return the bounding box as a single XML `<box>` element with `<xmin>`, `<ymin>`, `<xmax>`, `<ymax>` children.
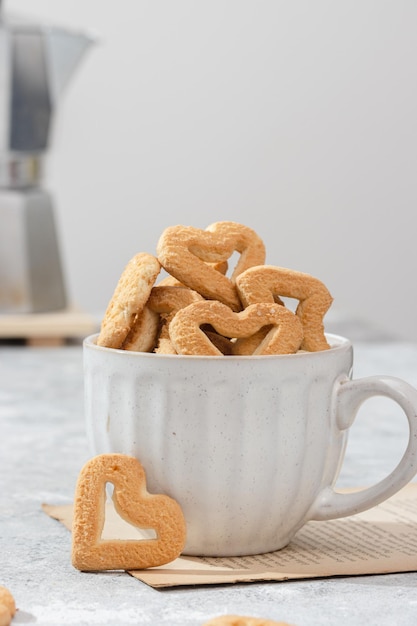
<box><xmin>0</xmin><ymin>188</ymin><xmax>67</xmax><ymax>313</ymax></box>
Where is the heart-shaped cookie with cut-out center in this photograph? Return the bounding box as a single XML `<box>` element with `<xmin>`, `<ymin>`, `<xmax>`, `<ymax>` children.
<box><xmin>156</xmin><ymin>221</ymin><xmax>266</xmax><ymax>311</ymax></box>
<box><xmin>71</xmin><ymin>454</ymin><xmax>186</xmax><ymax>571</ymax></box>
<box><xmin>236</xmin><ymin>265</ymin><xmax>333</xmax><ymax>351</ymax></box>
<box><xmin>169</xmin><ymin>300</ymin><xmax>303</xmax><ymax>356</ymax></box>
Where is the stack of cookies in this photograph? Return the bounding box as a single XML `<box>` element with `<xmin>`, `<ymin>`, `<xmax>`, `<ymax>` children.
<box><xmin>97</xmin><ymin>221</ymin><xmax>333</xmax><ymax>356</ymax></box>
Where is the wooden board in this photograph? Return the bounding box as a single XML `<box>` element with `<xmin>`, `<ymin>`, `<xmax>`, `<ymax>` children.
<box><xmin>0</xmin><ymin>308</ymin><xmax>98</xmax><ymax>345</ymax></box>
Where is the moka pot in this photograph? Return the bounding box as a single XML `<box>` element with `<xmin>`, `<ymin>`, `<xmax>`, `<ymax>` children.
<box><xmin>0</xmin><ymin>5</ymin><xmax>93</xmax><ymax>312</ymax></box>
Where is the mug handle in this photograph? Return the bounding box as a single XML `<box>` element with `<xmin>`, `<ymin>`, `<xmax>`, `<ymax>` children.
<box><xmin>311</xmin><ymin>375</ymin><xmax>417</xmax><ymax>521</ymax></box>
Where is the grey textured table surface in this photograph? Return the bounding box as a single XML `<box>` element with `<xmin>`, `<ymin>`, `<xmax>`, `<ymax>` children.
<box><xmin>1</xmin><ymin>330</ymin><xmax>417</xmax><ymax>626</ymax></box>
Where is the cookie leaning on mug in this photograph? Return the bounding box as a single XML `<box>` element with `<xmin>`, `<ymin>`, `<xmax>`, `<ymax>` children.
<box><xmin>71</xmin><ymin>454</ymin><xmax>186</xmax><ymax>571</ymax></box>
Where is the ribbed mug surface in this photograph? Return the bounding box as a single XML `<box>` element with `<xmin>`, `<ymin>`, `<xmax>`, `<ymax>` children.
<box><xmin>84</xmin><ymin>334</ymin><xmax>352</xmax><ymax>556</ymax></box>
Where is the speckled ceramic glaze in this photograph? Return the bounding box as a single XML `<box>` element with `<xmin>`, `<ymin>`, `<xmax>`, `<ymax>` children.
<box><xmin>83</xmin><ymin>333</ymin><xmax>417</xmax><ymax>556</ymax></box>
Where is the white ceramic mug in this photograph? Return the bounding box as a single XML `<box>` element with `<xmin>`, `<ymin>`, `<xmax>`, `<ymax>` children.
<box><xmin>83</xmin><ymin>333</ymin><xmax>417</xmax><ymax>556</ymax></box>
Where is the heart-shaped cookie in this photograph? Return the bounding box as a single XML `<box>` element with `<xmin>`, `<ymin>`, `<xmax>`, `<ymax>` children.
<box><xmin>236</xmin><ymin>265</ymin><xmax>333</xmax><ymax>351</ymax></box>
<box><xmin>168</xmin><ymin>300</ymin><xmax>303</xmax><ymax>356</ymax></box>
<box><xmin>156</xmin><ymin>221</ymin><xmax>266</xmax><ymax>311</ymax></box>
<box><xmin>97</xmin><ymin>253</ymin><xmax>161</xmax><ymax>349</ymax></box>
<box><xmin>71</xmin><ymin>454</ymin><xmax>186</xmax><ymax>571</ymax></box>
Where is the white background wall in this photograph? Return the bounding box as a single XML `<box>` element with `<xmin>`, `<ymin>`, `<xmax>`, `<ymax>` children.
<box><xmin>5</xmin><ymin>0</ymin><xmax>417</xmax><ymax>340</ymax></box>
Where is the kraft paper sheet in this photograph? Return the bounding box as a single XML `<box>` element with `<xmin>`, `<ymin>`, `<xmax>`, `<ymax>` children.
<box><xmin>43</xmin><ymin>483</ymin><xmax>417</xmax><ymax>588</ymax></box>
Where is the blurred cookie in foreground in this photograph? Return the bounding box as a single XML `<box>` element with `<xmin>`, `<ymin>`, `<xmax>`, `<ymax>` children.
<box><xmin>0</xmin><ymin>586</ymin><xmax>16</xmax><ymax>626</ymax></box>
<box><xmin>202</xmin><ymin>616</ymin><xmax>294</xmax><ymax>626</ymax></box>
